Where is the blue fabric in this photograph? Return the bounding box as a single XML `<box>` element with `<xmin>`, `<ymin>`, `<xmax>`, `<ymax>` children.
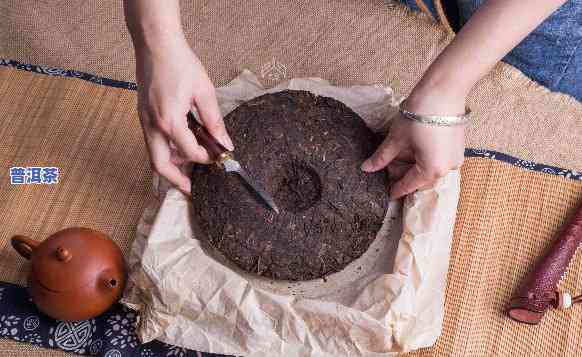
<box><xmin>400</xmin><ymin>0</ymin><xmax>438</xmax><ymax>17</ymax></box>
<box><xmin>0</xmin><ymin>281</ymin><xmax>230</xmax><ymax>357</ymax></box>
<box><xmin>401</xmin><ymin>0</ymin><xmax>422</xmax><ymax>12</ymax></box>
<box><xmin>400</xmin><ymin>0</ymin><xmax>582</xmax><ymax>101</ymax></box>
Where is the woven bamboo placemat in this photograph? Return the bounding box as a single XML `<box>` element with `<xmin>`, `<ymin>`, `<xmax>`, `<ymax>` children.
<box><xmin>407</xmin><ymin>161</ymin><xmax>582</xmax><ymax>356</ymax></box>
<box><xmin>0</xmin><ymin>68</ymin><xmax>153</xmax><ymax>285</ymax></box>
<box><xmin>1</xmin><ymin>66</ymin><xmax>582</xmax><ymax>356</ymax></box>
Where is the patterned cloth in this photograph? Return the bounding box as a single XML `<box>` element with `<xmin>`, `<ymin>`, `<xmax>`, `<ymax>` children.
<box><xmin>399</xmin><ymin>0</ymin><xmax>582</xmax><ymax>101</ymax></box>
<box><xmin>0</xmin><ymin>282</ymin><xmax>229</xmax><ymax>357</ymax></box>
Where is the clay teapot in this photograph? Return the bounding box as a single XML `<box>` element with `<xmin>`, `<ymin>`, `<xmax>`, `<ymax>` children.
<box><xmin>11</xmin><ymin>227</ymin><xmax>127</xmax><ymax>321</ymax></box>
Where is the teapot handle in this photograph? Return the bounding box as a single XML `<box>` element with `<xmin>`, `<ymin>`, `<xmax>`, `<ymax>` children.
<box><xmin>11</xmin><ymin>235</ymin><xmax>40</xmax><ymax>260</ymax></box>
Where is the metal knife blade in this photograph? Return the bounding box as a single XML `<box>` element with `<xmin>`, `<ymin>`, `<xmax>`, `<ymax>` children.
<box><xmin>223</xmin><ymin>158</ymin><xmax>280</xmax><ymax>214</ymax></box>
<box><xmin>187</xmin><ymin>111</ymin><xmax>279</xmax><ymax>214</ymax></box>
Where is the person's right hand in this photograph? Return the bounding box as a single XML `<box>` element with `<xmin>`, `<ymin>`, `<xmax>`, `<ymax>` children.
<box><xmin>135</xmin><ymin>39</ymin><xmax>233</xmax><ymax>195</ymax></box>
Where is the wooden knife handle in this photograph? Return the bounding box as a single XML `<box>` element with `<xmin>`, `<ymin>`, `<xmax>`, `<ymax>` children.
<box><xmin>186</xmin><ymin>111</ymin><xmax>229</xmax><ymax>160</ymax></box>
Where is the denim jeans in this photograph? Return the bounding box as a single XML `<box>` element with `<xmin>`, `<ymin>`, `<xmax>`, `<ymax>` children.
<box><xmin>400</xmin><ymin>0</ymin><xmax>582</xmax><ymax>101</ymax></box>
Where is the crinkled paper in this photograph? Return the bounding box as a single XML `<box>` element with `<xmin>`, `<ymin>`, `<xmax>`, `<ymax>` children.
<box><xmin>122</xmin><ymin>71</ymin><xmax>461</xmax><ymax>356</ymax></box>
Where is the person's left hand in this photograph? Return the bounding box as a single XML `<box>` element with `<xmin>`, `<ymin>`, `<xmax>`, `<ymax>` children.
<box><xmin>361</xmin><ymin>94</ymin><xmax>466</xmax><ymax>200</ymax></box>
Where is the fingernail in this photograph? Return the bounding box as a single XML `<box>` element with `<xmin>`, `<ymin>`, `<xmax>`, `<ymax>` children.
<box><xmin>361</xmin><ymin>160</ymin><xmax>374</xmax><ymax>172</ymax></box>
<box><xmin>221</xmin><ymin>135</ymin><xmax>234</xmax><ymax>151</ymax></box>
<box><xmin>180</xmin><ymin>184</ymin><xmax>191</xmax><ymax>196</ymax></box>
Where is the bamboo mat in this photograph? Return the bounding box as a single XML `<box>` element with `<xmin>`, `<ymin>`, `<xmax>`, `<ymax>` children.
<box><xmin>1</xmin><ymin>65</ymin><xmax>582</xmax><ymax>357</ymax></box>
<box><xmin>0</xmin><ymin>68</ymin><xmax>152</xmax><ymax>284</ymax></box>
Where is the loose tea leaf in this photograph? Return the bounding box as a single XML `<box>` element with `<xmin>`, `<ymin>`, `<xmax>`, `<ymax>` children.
<box><xmin>190</xmin><ymin>90</ymin><xmax>388</xmax><ymax>281</ymax></box>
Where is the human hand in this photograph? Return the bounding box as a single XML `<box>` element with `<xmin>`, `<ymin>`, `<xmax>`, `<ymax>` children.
<box><xmin>361</xmin><ymin>93</ymin><xmax>465</xmax><ymax>200</ymax></box>
<box><xmin>135</xmin><ymin>39</ymin><xmax>233</xmax><ymax>195</ymax></box>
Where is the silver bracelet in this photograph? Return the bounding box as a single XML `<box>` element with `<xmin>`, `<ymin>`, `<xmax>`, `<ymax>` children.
<box><xmin>399</xmin><ymin>103</ymin><xmax>471</xmax><ymax>126</ymax></box>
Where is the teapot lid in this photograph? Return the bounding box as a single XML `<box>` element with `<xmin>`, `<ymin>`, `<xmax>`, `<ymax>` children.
<box><xmin>30</xmin><ymin>228</ymin><xmax>125</xmax><ymax>294</ymax></box>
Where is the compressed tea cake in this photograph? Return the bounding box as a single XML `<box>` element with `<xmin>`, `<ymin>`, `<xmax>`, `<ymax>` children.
<box><xmin>190</xmin><ymin>90</ymin><xmax>388</xmax><ymax>281</ymax></box>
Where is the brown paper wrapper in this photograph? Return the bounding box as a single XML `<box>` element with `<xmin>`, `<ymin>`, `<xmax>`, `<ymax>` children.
<box><xmin>121</xmin><ymin>71</ymin><xmax>461</xmax><ymax>356</ymax></box>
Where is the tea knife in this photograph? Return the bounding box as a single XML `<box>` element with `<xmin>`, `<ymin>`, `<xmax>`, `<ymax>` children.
<box><xmin>187</xmin><ymin>112</ymin><xmax>280</xmax><ymax>214</ymax></box>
